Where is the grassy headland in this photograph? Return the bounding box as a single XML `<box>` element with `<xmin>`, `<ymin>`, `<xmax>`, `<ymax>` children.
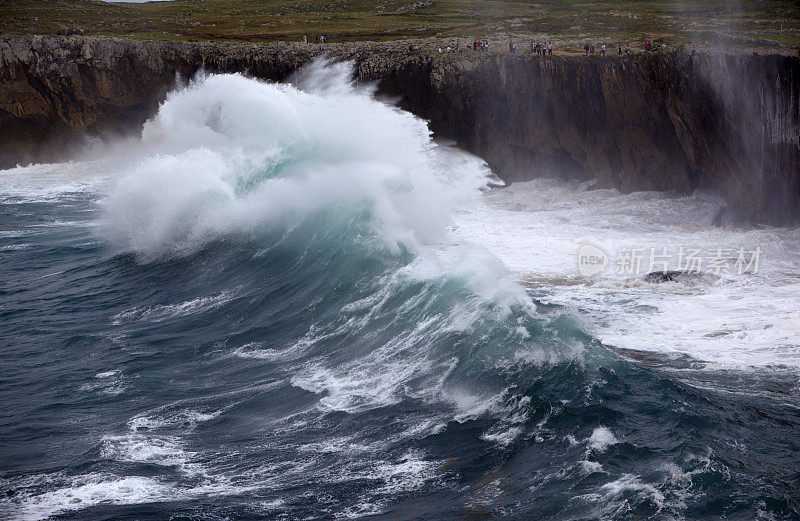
<box><xmin>1</xmin><ymin>0</ymin><xmax>799</xmax><ymax>53</ymax></box>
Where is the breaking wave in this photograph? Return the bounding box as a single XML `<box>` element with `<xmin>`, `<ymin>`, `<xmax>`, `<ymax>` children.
<box><xmin>1</xmin><ymin>61</ymin><xmax>798</xmax><ymax>521</ymax></box>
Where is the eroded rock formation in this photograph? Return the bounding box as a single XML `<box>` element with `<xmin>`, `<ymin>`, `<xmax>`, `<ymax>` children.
<box><xmin>1</xmin><ymin>35</ymin><xmax>798</xmax><ymax>224</ymax></box>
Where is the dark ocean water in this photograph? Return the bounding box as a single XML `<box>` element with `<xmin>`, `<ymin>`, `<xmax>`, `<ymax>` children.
<box><xmin>1</xmin><ymin>66</ymin><xmax>799</xmax><ymax>521</ymax></box>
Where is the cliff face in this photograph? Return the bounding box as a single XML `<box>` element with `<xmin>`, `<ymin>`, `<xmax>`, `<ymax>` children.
<box><xmin>1</xmin><ymin>35</ymin><xmax>798</xmax><ymax>225</ymax></box>
<box><xmin>0</xmin><ymin>36</ymin><xmax>316</xmax><ymax>165</ymax></box>
<box><xmin>373</xmin><ymin>51</ymin><xmax>799</xmax><ymax>224</ymax></box>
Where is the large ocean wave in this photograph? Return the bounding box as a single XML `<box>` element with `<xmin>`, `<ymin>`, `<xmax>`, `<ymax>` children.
<box><xmin>1</xmin><ymin>61</ymin><xmax>799</xmax><ymax>521</ymax></box>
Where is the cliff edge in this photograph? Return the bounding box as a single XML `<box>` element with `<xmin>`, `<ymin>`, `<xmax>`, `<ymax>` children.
<box><xmin>1</xmin><ymin>35</ymin><xmax>798</xmax><ymax>224</ymax></box>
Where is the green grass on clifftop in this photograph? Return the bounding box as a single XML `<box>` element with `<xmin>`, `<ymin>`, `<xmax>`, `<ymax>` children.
<box><xmin>1</xmin><ymin>0</ymin><xmax>798</xmax><ymax>53</ymax></box>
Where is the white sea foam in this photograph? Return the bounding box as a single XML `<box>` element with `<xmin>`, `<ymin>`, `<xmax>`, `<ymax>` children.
<box><xmin>111</xmin><ymin>290</ymin><xmax>235</xmax><ymax>324</ymax></box>
<box><xmin>4</xmin><ymin>475</ymin><xmax>173</xmax><ymax>521</ymax></box>
<box><xmin>585</xmin><ymin>426</ymin><xmax>620</xmax><ymax>454</ymax></box>
<box><xmin>232</xmin><ymin>333</ymin><xmax>316</xmax><ymax>362</ymax></box>
<box><xmin>94</xmin><ymin>370</ymin><xmax>120</xmax><ymax>378</ymax></box>
<box><xmin>97</xmin><ymin>68</ymin><xmax>467</xmax><ymax>260</ymax></box>
<box><xmin>452</xmin><ymin>178</ymin><xmax>800</xmax><ymax>372</ymax></box>
<box><xmin>579</xmin><ymin>460</ymin><xmax>605</xmax><ymax>475</ymax></box>
<box><xmin>324</xmin><ymin>450</ymin><xmax>443</xmax><ymax>519</ymax></box>
<box><xmin>0</xmin><ymin>160</ymin><xmax>110</xmax><ymax>203</ymax></box>
<box><xmin>78</xmin><ymin>370</ymin><xmax>127</xmax><ymax>395</ymax></box>
<box><xmin>1</xmin><ymin>470</ymin><xmax>258</xmax><ymax>521</ymax></box>
<box><xmin>0</xmin><ymin>244</ymin><xmax>32</xmax><ymax>252</ymax></box>
<box><xmin>100</xmin><ymin>434</ymin><xmax>203</xmax><ymax>475</ymax></box>
<box><xmin>128</xmin><ymin>407</ymin><xmax>223</xmax><ymax>432</ymax></box>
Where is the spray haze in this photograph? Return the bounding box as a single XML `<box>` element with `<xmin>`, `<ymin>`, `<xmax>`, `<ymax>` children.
<box><xmin>100</xmin><ymin>66</ymin><xmax>461</xmax><ymax>259</ymax></box>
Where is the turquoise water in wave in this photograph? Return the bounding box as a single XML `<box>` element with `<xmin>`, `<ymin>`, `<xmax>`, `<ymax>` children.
<box><xmin>1</xmin><ymin>62</ymin><xmax>799</xmax><ymax>520</ymax></box>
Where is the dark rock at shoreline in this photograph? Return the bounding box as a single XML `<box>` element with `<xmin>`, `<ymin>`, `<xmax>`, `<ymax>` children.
<box><xmin>643</xmin><ymin>271</ymin><xmax>719</xmax><ymax>285</ymax></box>
<box><xmin>1</xmin><ymin>35</ymin><xmax>798</xmax><ymax>225</ymax></box>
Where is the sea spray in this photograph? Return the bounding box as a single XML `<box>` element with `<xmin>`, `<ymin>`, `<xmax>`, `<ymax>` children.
<box><xmin>101</xmin><ymin>68</ymin><xmax>454</xmax><ymax>259</ymax></box>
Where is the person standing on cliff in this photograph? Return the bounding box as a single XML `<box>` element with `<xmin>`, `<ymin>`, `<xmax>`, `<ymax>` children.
<box><xmin>601</xmin><ymin>44</ymin><xmax>606</xmax><ymax>56</ymax></box>
<box><xmin>303</xmin><ymin>34</ymin><xmax>308</xmax><ymax>44</ymax></box>
<box><xmin>591</xmin><ymin>44</ymin><xmax>595</xmax><ymax>55</ymax></box>
<box><xmin>584</xmin><ymin>43</ymin><xmax>589</xmax><ymax>56</ymax></box>
<box><xmin>548</xmin><ymin>42</ymin><xmax>553</xmax><ymax>55</ymax></box>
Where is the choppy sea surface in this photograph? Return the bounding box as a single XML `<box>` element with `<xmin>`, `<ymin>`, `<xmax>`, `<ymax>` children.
<box><xmin>1</xmin><ymin>61</ymin><xmax>799</xmax><ymax>520</ymax></box>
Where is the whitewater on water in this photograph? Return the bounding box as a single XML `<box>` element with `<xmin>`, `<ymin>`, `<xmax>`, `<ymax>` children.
<box><xmin>1</xmin><ymin>61</ymin><xmax>798</xmax><ymax>520</ymax></box>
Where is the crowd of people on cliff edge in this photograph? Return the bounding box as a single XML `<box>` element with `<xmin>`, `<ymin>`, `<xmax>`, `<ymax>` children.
<box><xmin>295</xmin><ymin>33</ymin><xmax>665</xmax><ymax>56</ymax></box>
<box><xmin>583</xmin><ymin>40</ymin><xmax>663</xmax><ymax>56</ymax></box>
<box><xmin>303</xmin><ymin>35</ymin><xmax>327</xmax><ymax>44</ymax></box>
<box><xmin>440</xmin><ymin>38</ymin><xmax>664</xmax><ymax>56</ymax></box>
<box><xmin>584</xmin><ymin>43</ymin><xmax>611</xmax><ymax>55</ymax></box>
<box><xmin>530</xmin><ymin>42</ymin><xmax>554</xmax><ymax>55</ymax></box>
<box><xmin>56</xmin><ymin>29</ymin><xmax>85</xmax><ymax>36</ymax></box>
<box><xmin>466</xmin><ymin>38</ymin><xmax>662</xmax><ymax>56</ymax></box>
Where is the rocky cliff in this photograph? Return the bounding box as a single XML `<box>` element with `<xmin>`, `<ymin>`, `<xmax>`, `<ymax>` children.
<box><xmin>391</xmin><ymin>51</ymin><xmax>800</xmax><ymax>225</ymax></box>
<box><xmin>1</xmin><ymin>35</ymin><xmax>798</xmax><ymax>224</ymax></box>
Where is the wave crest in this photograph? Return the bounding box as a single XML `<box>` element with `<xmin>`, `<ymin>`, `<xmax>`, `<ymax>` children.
<box><xmin>100</xmin><ymin>65</ymin><xmax>466</xmax><ymax>260</ymax></box>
